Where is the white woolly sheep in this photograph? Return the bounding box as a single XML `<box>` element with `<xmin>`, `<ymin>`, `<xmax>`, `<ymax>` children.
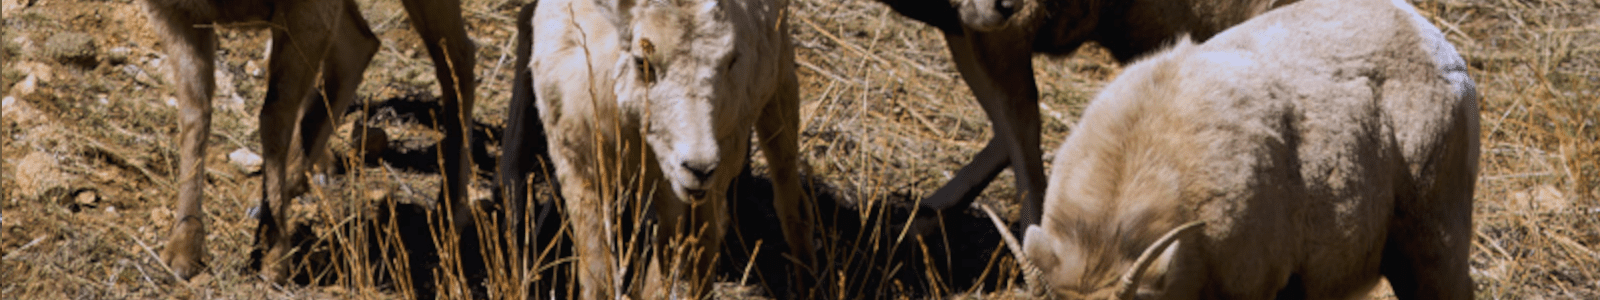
<box><xmin>869</xmin><ymin>0</ymin><xmax>1300</xmax><ymax>227</ymax></box>
<box><xmin>529</xmin><ymin>0</ymin><xmax>810</xmax><ymax>297</ymax></box>
<box><xmin>1018</xmin><ymin>0</ymin><xmax>1478</xmax><ymax>298</ymax></box>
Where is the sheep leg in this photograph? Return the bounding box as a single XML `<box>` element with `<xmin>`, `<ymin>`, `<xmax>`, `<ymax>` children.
<box><xmin>547</xmin><ymin>139</ymin><xmax>618</xmax><ymax>299</ymax></box>
<box><xmin>146</xmin><ymin>0</ymin><xmax>218</xmax><ymax>280</ymax></box>
<box><xmin>285</xmin><ymin>0</ymin><xmax>379</xmax><ymax>199</ymax></box>
<box><xmin>757</xmin><ymin>69</ymin><xmax>816</xmax><ymax>286</ymax></box>
<box><xmin>1383</xmin><ymin>119</ymin><xmax>1477</xmax><ymax>300</ymax></box>
<box><xmin>398</xmin><ymin>0</ymin><xmax>476</xmax><ymax>234</ymax></box>
<box><xmin>250</xmin><ymin>0</ymin><xmax>351</xmax><ymax>283</ymax></box>
<box><xmin>498</xmin><ymin>0</ymin><xmax>551</xmax><ymax>241</ymax></box>
<box><xmin>923</xmin><ymin>30</ymin><xmax>1046</xmax><ymax>227</ymax></box>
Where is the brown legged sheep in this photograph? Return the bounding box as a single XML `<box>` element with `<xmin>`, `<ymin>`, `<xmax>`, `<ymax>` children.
<box><xmin>141</xmin><ymin>0</ymin><xmax>477</xmax><ymax>283</ymax></box>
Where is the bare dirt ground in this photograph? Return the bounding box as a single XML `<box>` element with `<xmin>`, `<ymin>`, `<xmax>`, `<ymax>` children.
<box><xmin>3</xmin><ymin>0</ymin><xmax>1596</xmax><ymax>298</ymax></box>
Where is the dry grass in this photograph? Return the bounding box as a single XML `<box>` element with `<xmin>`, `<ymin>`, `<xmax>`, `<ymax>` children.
<box><xmin>2</xmin><ymin>0</ymin><xmax>1596</xmax><ymax>298</ymax></box>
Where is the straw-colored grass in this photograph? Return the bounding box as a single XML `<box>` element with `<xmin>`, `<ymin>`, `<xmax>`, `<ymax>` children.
<box><xmin>1</xmin><ymin>0</ymin><xmax>1594</xmax><ymax>298</ymax></box>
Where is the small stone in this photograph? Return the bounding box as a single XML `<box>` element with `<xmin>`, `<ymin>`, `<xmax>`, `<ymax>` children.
<box><xmin>229</xmin><ymin>148</ymin><xmax>263</xmax><ymax>173</ymax></box>
<box><xmin>1</xmin><ymin>0</ymin><xmax>26</xmax><ymax>17</ymax></box>
<box><xmin>107</xmin><ymin>47</ymin><xmax>133</xmax><ymax>65</ymax></box>
<box><xmin>17</xmin><ymin>62</ymin><xmax>54</xmax><ymax>82</ymax></box>
<box><xmin>43</xmin><ymin>32</ymin><xmax>96</xmax><ymax>67</ymax></box>
<box><xmin>15</xmin><ymin>152</ymin><xmax>66</xmax><ymax>199</ymax></box>
<box><xmin>245</xmin><ymin>60</ymin><xmax>262</xmax><ymax>77</ymax></box>
<box><xmin>12</xmin><ymin>74</ymin><xmax>36</xmax><ymax>96</ymax></box>
<box><xmin>74</xmin><ymin>189</ymin><xmax>98</xmax><ymax>205</ymax></box>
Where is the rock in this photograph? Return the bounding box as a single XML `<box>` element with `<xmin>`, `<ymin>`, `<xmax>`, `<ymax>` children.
<box><xmin>11</xmin><ymin>74</ymin><xmax>36</xmax><ymax>96</ymax></box>
<box><xmin>107</xmin><ymin>47</ymin><xmax>133</xmax><ymax>65</ymax></box>
<box><xmin>245</xmin><ymin>60</ymin><xmax>262</xmax><ymax>77</ymax></box>
<box><xmin>1</xmin><ymin>0</ymin><xmax>26</xmax><ymax>18</ymax></box>
<box><xmin>16</xmin><ymin>62</ymin><xmax>54</xmax><ymax>83</ymax></box>
<box><xmin>9</xmin><ymin>35</ymin><xmax>34</xmax><ymax>55</ymax></box>
<box><xmin>74</xmin><ymin>189</ymin><xmax>99</xmax><ymax>205</ymax></box>
<box><xmin>3</xmin><ymin>96</ymin><xmax>44</xmax><ymax>131</ymax></box>
<box><xmin>15</xmin><ymin>152</ymin><xmax>67</xmax><ymax>200</ymax></box>
<box><xmin>43</xmin><ymin>32</ymin><xmax>96</xmax><ymax>67</ymax></box>
<box><xmin>229</xmin><ymin>148</ymin><xmax>263</xmax><ymax>173</ymax></box>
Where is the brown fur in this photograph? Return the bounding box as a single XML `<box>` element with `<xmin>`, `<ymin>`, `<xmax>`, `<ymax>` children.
<box><xmin>142</xmin><ymin>0</ymin><xmax>477</xmax><ymax>283</ymax></box>
<box><xmin>1021</xmin><ymin>0</ymin><xmax>1478</xmax><ymax>298</ymax></box>
<box><xmin>870</xmin><ymin>0</ymin><xmax>1298</xmax><ymax>226</ymax></box>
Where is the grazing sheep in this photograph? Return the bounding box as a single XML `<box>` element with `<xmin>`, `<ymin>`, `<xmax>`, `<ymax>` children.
<box><xmin>141</xmin><ymin>0</ymin><xmax>477</xmax><ymax>283</ymax></box>
<box><xmin>529</xmin><ymin>0</ymin><xmax>810</xmax><ymax>297</ymax></box>
<box><xmin>1019</xmin><ymin>0</ymin><xmax>1479</xmax><ymax>298</ymax></box>
<box><xmin>870</xmin><ymin>0</ymin><xmax>1299</xmax><ymax>226</ymax></box>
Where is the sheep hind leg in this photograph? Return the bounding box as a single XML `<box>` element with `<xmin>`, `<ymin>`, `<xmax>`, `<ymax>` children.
<box><xmin>284</xmin><ymin>0</ymin><xmax>378</xmax><ymax>199</ymax></box>
<box><xmin>1382</xmin><ymin>140</ymin><xmax>1476</xmax><ymax>299</ymax></box>
<box><xmin>397</xmin><ymin>0</ymin><xmax>476</xmax><ymax>233</ymax></box>
<box><xmin>925</xmin><ymin>30</ymin><xmax>1046</xmax><ymax>227</ymax></box>
<box><xmin>251</xmin><ymin>0</ymin><xmax>349</xmax><ymax>283</ymax></box>
<box><xmin>146</xmin><ymin>0</ymin><xmax>219</xmax><ymax>280</ymax></box>
<box><xmin>1380</xmin><ymin>193</ymin><xmax>1473</xmax><ymax>300</ymax></box>
<box><xmin>497</xmin><ymin>0</ymin><xmax>550</xmax><ymax>244</ymax></box>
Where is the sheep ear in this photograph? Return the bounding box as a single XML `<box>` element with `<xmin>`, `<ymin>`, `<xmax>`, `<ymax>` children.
<box><xmin>1024</xmin><ymin>225</ymin><xmax>1065</xmax><ymax>270</ymax></box>
<box><xmin>1022</xmin><ymin>225</ymin><xmax>1061</xmax><ymax>297</ymax></box>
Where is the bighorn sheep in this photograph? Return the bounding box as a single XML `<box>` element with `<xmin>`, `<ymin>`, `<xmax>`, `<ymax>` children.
<box><xmin>873</xmin><ymin>0</ymin><xmax>1299</xmax><ymax>226</ymax></box>
<box><xmin>1017</xmin><ymin>0</ymin><xmax>1478</xmax><ymax>298</ymax></box>
<box><xmin>528</xmin><ymin>0</ymin><xmax>810</xmax><ymax>297</ymax></box>
<box><xmin>142</xmin><ymin>0</ymin><xmax>477</xmax><ymax>283</ymax></box>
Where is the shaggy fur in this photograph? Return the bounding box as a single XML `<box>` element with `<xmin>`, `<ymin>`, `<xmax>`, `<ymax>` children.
<box><xmin>869</xmin><ymin>0</ymin><xmax>1298</xmax><ymax>226</ymax></box>
<box><xmin>141</xmin><ymin>0</ymin><xmax>476</xmax><ymax>283</ymax></box>
<box><xmin>1021</xmin><ymin>0</ymin><xmax>1478</xmax><ymax>298</ymax></box>
<box><xmin>529</xmin><ymin>0</ymin><xmax>809</xmax><ymax>297</ymax></box>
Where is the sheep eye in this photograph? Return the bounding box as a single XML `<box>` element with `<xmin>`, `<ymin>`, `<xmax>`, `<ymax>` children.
<box><xmin>726</xmin><ymin>54</ymin><xmax>738</xmax><ymax>71</ymax></box>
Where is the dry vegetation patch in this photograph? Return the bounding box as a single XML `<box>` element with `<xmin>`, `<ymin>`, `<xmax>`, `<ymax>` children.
<box><xmin>2</xmin><ymin>0</ymin><xmax>1595</xmax><ymax>298</ymax></box>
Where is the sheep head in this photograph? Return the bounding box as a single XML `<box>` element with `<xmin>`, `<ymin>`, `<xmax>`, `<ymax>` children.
<box><xmin>1022</xmin><ymin>221</ymin><xmax>1204</xmax><ymax>299</ymax></box>
<box><xmin>613</xmin><ymin>0</ymin><xmax>766</xmax><ymax>203</ymax></box>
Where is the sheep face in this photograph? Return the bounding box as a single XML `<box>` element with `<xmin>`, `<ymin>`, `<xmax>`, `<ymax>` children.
<box><xmin>615</xmin><ymin>0</ymin><xmax>754</xmax><ymax>202</ymax></box>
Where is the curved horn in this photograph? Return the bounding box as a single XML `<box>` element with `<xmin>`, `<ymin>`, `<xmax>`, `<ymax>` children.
<box><xmin>977</xmin><ymin>203</ymin><xmax>1047</xmax><ymax>296</ymax></box>
<box><xmin>1115</xmin><ymin>221</ymin><xmax>1205</xmax><ymax>300</ymax></box>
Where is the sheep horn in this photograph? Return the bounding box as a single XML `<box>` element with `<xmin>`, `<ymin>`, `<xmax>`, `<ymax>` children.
<box><xmin>976</xmin><ymin>203</ymin><xmax>1047</xmax><ymax>296</ymax></box>
<box><xmin>1115</xmin><ymin>221</ymin><xmax>1205</xmax><ymax>300</ymax></box>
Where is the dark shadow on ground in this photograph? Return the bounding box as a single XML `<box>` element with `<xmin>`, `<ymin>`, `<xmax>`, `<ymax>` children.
<box><xmin>283</xmin><ymin>94</ymin><xmax>1016</xmax><ymax>299</ymax></box>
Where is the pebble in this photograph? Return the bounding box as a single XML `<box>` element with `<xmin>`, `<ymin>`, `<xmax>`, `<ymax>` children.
<box><xmin>229</xmin><ymin>148</ymin><xmax>263</xmax><ymax>173</ymax></box>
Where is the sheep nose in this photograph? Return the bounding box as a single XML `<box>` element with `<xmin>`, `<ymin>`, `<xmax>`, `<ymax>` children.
<box><xmin>996</xmin><ymin>0</ymin><xmax>1017</xmax><ymax>17</ymax></box>
<box><xmin>683</xmin><ymin>161</ymin><xmax>716</xmax><ymax>182</ymax></box>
